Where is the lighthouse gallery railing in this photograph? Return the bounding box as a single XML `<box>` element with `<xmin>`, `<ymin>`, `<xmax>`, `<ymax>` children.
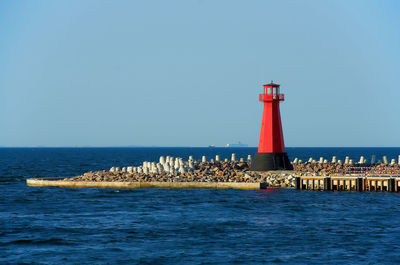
<box><xmin>259</xmin><ymin>94</ymin><xmax>284</xmax><ymax>101</ymax></box>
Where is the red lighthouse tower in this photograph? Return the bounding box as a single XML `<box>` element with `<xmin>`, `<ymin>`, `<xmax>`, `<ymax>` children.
<box><xmin>250</xmin><ymin>81</ymin><xmax>293</xmax><ymax>171</ymax></box>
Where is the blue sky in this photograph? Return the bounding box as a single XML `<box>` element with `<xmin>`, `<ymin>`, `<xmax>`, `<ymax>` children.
<box><xmin>0</xmin><ymin>0</ymin><xmax>399</xmax><ymax>147</ymax></box>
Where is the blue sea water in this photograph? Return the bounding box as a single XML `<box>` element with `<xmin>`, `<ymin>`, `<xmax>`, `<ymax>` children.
<box><xmin>1</xmin><ymin>147</ymin><xmax>400</xmax><ymax>264</ymax></box>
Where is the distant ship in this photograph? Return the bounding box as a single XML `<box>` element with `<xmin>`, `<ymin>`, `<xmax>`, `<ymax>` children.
<box><xmin>225</xmin><ymin>141</ymin><xmax>248</xmax><ymax>148</ymax></box>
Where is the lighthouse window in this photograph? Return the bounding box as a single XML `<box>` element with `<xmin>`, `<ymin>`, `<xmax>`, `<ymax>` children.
<box><xmin>267</xmin><ymin>87</ymin><xmax>271</xmax><ymax>94</ymax></box>
<box><xmin>273</xmin><ymin>88</ymin><xmax>277</xmax><ymax>96</ymax></box>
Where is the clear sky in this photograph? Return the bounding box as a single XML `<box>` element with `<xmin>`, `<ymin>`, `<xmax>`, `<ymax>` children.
<box><xmin>1</xmin><ymin>0</ymin><xmax>399</xmax><ymax>147</ymax></box>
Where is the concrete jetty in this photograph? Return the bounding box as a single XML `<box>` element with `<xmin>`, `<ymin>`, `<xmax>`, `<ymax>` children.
<box><xmin>26</xmin><ymin>178</ymin><xmax>264</xmax><ymax>190</ymax></box>
<box><xmin>26</xmin><ymin>153</ymin><xmax>400</xmax><ymax>192</ymax></box>
<box><xmin>26</xmin><ymin>153</ymin><xmax>297</xmax><ymax>190</ymax></box>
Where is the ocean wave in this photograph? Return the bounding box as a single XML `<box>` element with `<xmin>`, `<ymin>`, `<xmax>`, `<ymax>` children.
<box><xmin>0</xmin><ymin>176</ymin><xmax>26</xmax><ymax>183</ymax></box>
<box><xmin>0</xmin><ymin>238</ymin><xmax>75</xmax><ymax>246</ymax></box>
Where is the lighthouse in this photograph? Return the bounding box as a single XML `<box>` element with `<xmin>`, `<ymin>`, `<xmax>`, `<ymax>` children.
<box><xmin>250</xmin><ymin>81</ymin><xmax>293</xmax><ymax>171</ymax></box>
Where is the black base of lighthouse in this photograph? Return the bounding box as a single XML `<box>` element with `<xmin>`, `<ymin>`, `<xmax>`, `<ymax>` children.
<box><xmin>250</xmin><ymin>152</ymin><xmax>293</xmax><ymax>171</ymax></box>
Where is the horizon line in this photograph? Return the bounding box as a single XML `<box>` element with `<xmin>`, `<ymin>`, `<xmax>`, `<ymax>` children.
<box><xmin>0</xmin><ymin>146</ymin><xmax>400</xmax><ymax>148</ymax></box>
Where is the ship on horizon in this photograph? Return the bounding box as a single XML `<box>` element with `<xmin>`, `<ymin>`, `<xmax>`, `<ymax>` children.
<box><xmin>225</xmin><ymin>141</ymin><xmax>248</xmax><ymax>148</ymax></box>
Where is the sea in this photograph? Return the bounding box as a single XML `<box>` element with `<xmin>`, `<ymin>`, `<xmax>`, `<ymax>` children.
<box><xmin>1</xmin><ymin>147</ymin><xmax>400</xmax><ymax>264</ymax></box>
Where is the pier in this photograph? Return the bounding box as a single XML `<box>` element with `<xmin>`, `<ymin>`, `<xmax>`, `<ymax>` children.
<box><xmin>293</xmin><ymin>154</ymin><xmax>400</xmax><ymax>192</ymax></box>
<box><xmin>296</xmin><ymin>175</ymin><xmax>400</xmax><ymax>192</ymax></box>
<box><xmin>24</xmin><ymin>153</ymin><xmax>400</xmax><ymax>192</ymax></box>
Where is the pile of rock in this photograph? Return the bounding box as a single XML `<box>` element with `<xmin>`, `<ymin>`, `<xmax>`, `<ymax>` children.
<box><xmin>292</xmin><ymin>162</ymin><xmax>346</xmax><ymax>176</ymax></box>
<box><xmin>64</xmin><ymin>154</ymin><xmax>400</xmax><ymax>189</ymax></box>
<box><xmin>292</xmin><ymin>155</ymin><xmax>400</xmax><ymax>176</ymax></box>
<box><xmin>65</xmin><ymin>154</ymin><xmax>298</xmax><ymax>188</ymax></box>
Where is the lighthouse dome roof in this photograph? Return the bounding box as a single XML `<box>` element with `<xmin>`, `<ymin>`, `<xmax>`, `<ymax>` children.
<box><xmin>264</xmin><ymin>81</ymin><xmax>280</xmax><ymax>87</ymax></box>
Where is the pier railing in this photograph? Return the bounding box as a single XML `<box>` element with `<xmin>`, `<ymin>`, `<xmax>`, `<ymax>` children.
<box><xmin>344</xmin><ymin>166</ymin><xmax>400</xmax><ymax>175</ymax></box>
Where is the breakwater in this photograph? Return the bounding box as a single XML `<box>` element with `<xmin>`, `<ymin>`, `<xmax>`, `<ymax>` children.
<box><xmin>27</xmin><ymin>154</ymin><xmax>297</xmax><ymax>189</ymax></box>
<box><xmin>25</xmin><ymin>153</ymin><xmax>400</xmax><ymax>191</ymax></box>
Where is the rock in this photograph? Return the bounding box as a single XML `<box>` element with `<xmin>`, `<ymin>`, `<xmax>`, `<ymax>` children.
<box><xmin>67</xmin><ymin>157</ymin><xmax>395</xmax><ymax>188</ymax></box>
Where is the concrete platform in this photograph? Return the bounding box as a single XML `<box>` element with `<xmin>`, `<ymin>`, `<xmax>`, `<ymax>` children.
<box><xmin>26</xmin><ymin>178</ymin><xmax>266</xmax><ymax>190</ymax></box>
